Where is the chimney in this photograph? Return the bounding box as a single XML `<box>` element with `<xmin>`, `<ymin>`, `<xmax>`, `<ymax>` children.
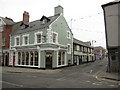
<box><xmin>23</xmin><ymin>11</ymin><xmax>29</xmax><ymax>23</ymax></box>
<box><xmin>54</xmin><ymin>5</ymin><xmax>64</xmax><ymax>15</ymax></box>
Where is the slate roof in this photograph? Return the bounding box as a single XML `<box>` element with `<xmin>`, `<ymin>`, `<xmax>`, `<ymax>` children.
<box><xmin>73</xmin><ymin>38</ymin><xmax>92</xmax><ymax>48</ymax></box>
<box><xmin>0</xmin><ymin>17</ymin><xmax>15</xmax><ymax>25</ymax></box>
<box><xmin>11</xmin><ymin>14</ymin><xmax>60</xmax><ymax>35</ymax></box>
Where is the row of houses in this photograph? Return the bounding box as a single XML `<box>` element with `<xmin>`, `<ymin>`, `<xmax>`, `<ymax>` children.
<box><xmin>0</xmin><ymin>5</ymin><xmax>96</xmax><ymax>69</ymax></box>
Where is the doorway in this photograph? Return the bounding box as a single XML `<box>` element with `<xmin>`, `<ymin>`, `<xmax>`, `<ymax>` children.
<box><xmin>45</xmin><ymin>52</ymin><xmax>52</xmax><ymax>69</ymax></box>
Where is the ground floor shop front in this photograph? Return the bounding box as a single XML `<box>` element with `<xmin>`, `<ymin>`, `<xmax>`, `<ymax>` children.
<box><xmin>9</xmin><ymin>46</ymin><xmax>72</xmax><ymax>69</ymax></box>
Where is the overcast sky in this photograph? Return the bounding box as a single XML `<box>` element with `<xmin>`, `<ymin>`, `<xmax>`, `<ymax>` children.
<box><xmin>0</xmin><ymin>0</ymin><xmax>113</xmax><ymax>48</ymax></box>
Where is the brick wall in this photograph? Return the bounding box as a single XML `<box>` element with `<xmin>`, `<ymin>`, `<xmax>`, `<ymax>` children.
<box><xmin>2</xmin><ymin>25</ymin><xmax>12</xmax><ymax>49</ymax></box>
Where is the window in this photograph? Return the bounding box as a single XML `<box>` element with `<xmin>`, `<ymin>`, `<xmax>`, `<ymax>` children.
<box><xmin>24</xmin><ymin>36</ymin><xmax>28</xmax><ymax>45</ymax></box>
<box><xmin>53</xmin><ymin>33</ymin><xmax>57</xmax><ymax>43</ymax></box>
<box><xmin>30</xmin><ymin>52</ymin><xmax>33</xmax><ymax>65</ymax></box>
<box><xmin>16</xmin><ymin>37</ymin><xmax>20</xmax><ymax>45</ymax></box>
<box><xmin>26</xmin><ymin>52</ymin><xmax>29</xmax><ymax>65</ymax></box>
<box><xmin>23</xmin><ymin>34</ymin><xmax>29</xmax><ymax>45</ymax></box>
<box><xmin>2</xmin><ymin>37</ymin><xmax>5</xmax><ymax>46</ymax></box>
<box><xmin>18</xmin><ymin>52</ymin><xmax>21</xmax><ymax>65</ymax></box>
<box><xmin>37</xmin><ymin>34</ymin><xmax>42</xmax><ymax>43</ymax></box>
<box><xmin>34</xmin><ymin>51</ymin><xmax>38</xmax><ymax>66</ymax></box>
<box><xmin>58</xmin><ymin>51</ymin><xmax>65</xmax><ymax>65</ymax></box>
<box><xmin>67</xmin><ymin>31</ymin><xmax>71</xmax><ymax>39</ymax></box>
<box><xmin>67</xmin><ymin>44</ymin><xmax>71</xmax><ymax>54</ymax></box>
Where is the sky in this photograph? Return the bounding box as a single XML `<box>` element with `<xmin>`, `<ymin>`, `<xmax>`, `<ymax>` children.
<box><xmin>0</xmin><ymin>0</ymin><xmax>114</xmax><ymax>48</ymax></box>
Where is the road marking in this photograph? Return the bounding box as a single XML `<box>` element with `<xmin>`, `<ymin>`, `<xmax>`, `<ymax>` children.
<box><xmin>100</xmin><ymin>78</ymin><xmax>119</xmax><ymax>84</ymax></box>
<box><xmin>2</xmin><ymin>81</ymin><xmax>23</xmax><ymax>87</ymax></box>
<box><xmin>56</xmin><ymin>77</ymin><xmax>66</xmax><ymax>81</ymax></box>
<box><xmin>108</xmin><ymin>84</ymin><xmax>116</xmax><ymax>87</ymax></box>
<box><xmin>86</xmin><ymin>81</ymin><xmax>91</xmax><ymax>83</ymax></box>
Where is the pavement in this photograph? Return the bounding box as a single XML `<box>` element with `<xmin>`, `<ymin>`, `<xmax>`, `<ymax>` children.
<box><xmin>93</xmin><ymin>63</ymin><xmax>120</xmax><ymax>85</ymax></box>
<box><xmin>1</xmin><ymin>66</ymin><xmax>62</xmax><ymax>74</ymax></box>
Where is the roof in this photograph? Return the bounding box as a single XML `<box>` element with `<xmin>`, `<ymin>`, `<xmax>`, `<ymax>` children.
<box><xmin>11</xmin><ymin>14</ymin><xmax>60</xmax><ymax>35</ymax></box>
<box><xmin>94</xmin><ymin>46</ymin><xmax>105</xmax><ymax>50</ymax></box>
<box><xmin>0</xmin><ymin>17</ymin><xmax>15</xmax><ymax>25</ymax></box>
<box><xmin>102</xmin><ymin>0</ymin><xmax>120</xmax><ymax>8</ymax></box>
<box><xmin>73</xmin><ymin>38</ymin><xmax>92</xmax><ymax>48</ymax></box>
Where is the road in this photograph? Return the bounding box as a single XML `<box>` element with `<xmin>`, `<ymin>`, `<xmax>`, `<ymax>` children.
<box><xmin>1</xmin><ymin>58</ymin><xmax>119</xmax><ymax>88</ymax></box>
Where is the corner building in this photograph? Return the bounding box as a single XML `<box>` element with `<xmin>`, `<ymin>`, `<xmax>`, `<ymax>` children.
<box><xmin>9</xmin><ymin>5</ymin><xmax>73</xmax><ymax>69</ymax></box>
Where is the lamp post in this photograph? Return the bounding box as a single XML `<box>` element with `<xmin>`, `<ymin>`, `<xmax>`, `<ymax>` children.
<box><xmin>102</xmin><ymin>0</ymin><xmax>120</xmax><ymax>72</ymax></box>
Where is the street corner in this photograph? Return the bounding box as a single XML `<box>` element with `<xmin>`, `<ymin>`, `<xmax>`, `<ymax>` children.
<box><xmin>93</xmin><ymin>70</ymin><xmax>120</xmax><ymax>84</ymax></box>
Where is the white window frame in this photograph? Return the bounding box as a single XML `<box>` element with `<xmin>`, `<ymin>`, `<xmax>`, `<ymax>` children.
<box><xmin>67</xmin><ymin>31</ymin><xmax>71</xmax><ymax>39</ymax></box>
<box><xmin>67</xmin><ymin>44</ymin><xmax>71</xmax><ymax>54</ymax></box>
<box><xmin>35</xmin><ymin>32</ymin><xmax>42</xmax><ymax>44</ymax></box>
<box><xmin>52</xmin><ymin>31</ymin><xmax>58</xmax><ymax>44</ymax></box>
<box><xmin>15</xmin><ymin>36</ymin><xmax>20</xmax><ymax>46</ymax></box>
<box><xmin>22</xmin><ymin>34</ymin><xmax>29</xmax><ymax>45</ymax></box>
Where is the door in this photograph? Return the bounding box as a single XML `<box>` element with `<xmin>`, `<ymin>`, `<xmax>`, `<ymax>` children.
<box><xmin>45</xmin><ymin>52</ymin><xmax>52</xmax><ymax>69</ymax></box>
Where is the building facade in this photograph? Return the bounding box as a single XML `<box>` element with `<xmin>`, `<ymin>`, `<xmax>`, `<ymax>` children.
<box><xmin>102</xmin><ymin>0</ymin><xmax>120</xmax><ymax>72</ymax></box>
<box><xmin>73</xmin><ymin>38</ymin><xmax>95</xmax><ymax>65</ymax></box>
<box><xmin>9</xmin><ymin>6</ymin><xmax>73</xmax><ymax>69</ymax></box>
<box><xmin>93</xmin><ymin>46</ymin><xmax>106</xmax><ymax>60</ymax></box>
<box><xmin>0</xmin><ymin>17</ymin><xmax>14</xmax><ymax>66</ymax></box>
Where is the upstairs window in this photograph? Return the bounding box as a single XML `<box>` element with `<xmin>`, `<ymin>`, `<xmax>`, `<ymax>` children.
<box><xmin>37</xmin><ymin>34</ymin><xmax>42</xmax><ymax>43</ymax></box>
<box><xmin>24</xmin><ymin>36</ymin><xmax>28</xmax><ymax>45</ymax></box>
<box><xmin>2</xmin><ymin>37</ymin><xmax>5</xmax><ymax>46</ymax></box>
<box><xmin>67</xmin><ymin>44</ymin><xmax>71</xmax><ymax>54</ymax></box>
<box><xmin>53</xmin><ymin>33</ymin><xmax>57</xmax><ymax>43</ymax></box>
<box><xmin>23</xmin><ymin>34</ymin><xmax>29</xmax><ymax>45</ymax></box>
<box><xmin>67</xmin><ymin>31</ymin><xmax>71</xmax><ymax>39</ymax></box>
<box><xmin>15</xmin><ymin>36</ymin><xmax>20</xmax><ymax>46</ymax></box>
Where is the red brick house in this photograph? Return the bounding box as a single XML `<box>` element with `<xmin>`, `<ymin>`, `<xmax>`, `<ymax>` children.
<box><xmin>0</xmin><ymin>17</ymin><xmax>15</xmax><ymax>66</ymax></box>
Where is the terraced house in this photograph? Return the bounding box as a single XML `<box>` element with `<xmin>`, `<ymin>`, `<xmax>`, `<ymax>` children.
<box><xmin>9</xmin><ymin>5</ymin><xmax>73</xmax><ymax>69</ymax></box>
<box><xmin>73</xmin><ymin>38</ymin><xmax>95</xmax><ymax>65</ymax></box>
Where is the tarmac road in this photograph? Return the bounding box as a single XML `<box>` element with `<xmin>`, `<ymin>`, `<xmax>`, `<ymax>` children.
<box><xmin>1</xmin><ymin>58</ymin><xmax>119</xmax><ymax>88</ymax></box>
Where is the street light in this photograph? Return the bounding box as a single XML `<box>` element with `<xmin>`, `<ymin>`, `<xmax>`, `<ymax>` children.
<box><xmin>102</xmin><ymin>0</ymin><xmax>120</xmax><ymax>72</ymax></box>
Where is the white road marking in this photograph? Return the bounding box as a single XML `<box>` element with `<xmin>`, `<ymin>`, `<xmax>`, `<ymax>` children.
<box><xmin>2</xmin><ymin>81</ymin><xmax>23</xmax><ymax>87</ymax></box>
<box><xmin>56</xmin><ymin>77</ymin><xmax>66</xmax><ymax>81</ymax></box>
<box><xmin>86</xmin><ymin>81</ymin><xmax>91</xmax><ymax>83</ymax></box>
<box><xmin>108</xmin><ymin>84</ymin><xmax>116</xmax><ymax>87</ymax></box>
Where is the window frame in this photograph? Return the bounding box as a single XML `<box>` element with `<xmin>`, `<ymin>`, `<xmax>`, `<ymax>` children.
<box><xmin>67</xmin><ymin>44</ymin><xmax>71</xmax><ymax>54</ymax></box>
<box><xmin>22</xmin><ymin>34</ymin><xmax>29</xmax><ymax>45</ymax></box>
<box><xmin>52</xmin><ymin>32</ymin><xmax>58</xmax><ymax>44</ymax></box>
<box><xmin>67</xmin><ymin>31</ymin><xmax>71</xmax><ymax>39</ymax></box>
<box><xmin>35</xmin><ymin>32</ymin><xmax>42</xmax><ymax>44</ymax></box>
<box><xmin>15</xmin><ymin>36</ymin><xmax>20</xmax><ymax>46</ymax></box>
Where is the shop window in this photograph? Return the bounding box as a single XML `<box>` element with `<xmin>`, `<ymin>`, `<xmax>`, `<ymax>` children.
<box><xmin>58</xmin><ymin>51</ymin><xmax>61</xmax><ymax>65</ymax></box>
<box><xmin>34</xmin><ymin>51</ymin><xmax>38</xmax><ymax>66</ymax></box>
<box><xmin>58</xmin><ymin>51</ymin><xmax>65</xmax><ymax>65</ymax></box>
<box><xmin>18</xmin><ymin>52</ymin><xmax>21</xmax><ymax>65</ymax></box>
<box><xmin>62</xmin><ymin>52</ymin><xmax>65</xmax><ymax>65</ymax></box>
<box><xmin>30</xmin><ymin>52</ymin><xmax>33</xmax><ymax>65</ymax></box>
<box><xmin>26</xmin><ymin>52</ymin><xmax>29</xmax><ymax>65</ymax></box>
<box><xmin>22</xmin><ymin>52</ymin><xmax>25</xmax><ymax>65</ymax></box>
